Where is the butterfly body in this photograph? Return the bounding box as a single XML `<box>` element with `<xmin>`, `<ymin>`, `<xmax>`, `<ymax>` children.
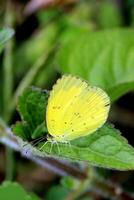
<box><xmin>46</xmin><ymin>75</ymin><xmax>110</xmax><ymax>142</ymax></box>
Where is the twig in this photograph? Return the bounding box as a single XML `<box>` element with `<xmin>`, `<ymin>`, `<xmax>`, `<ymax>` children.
<box><xmin>3</xmin><ymin>0</ymin><xmax>15</xmax><ymax>180</ymax></box>
<box><xmin>3</xmin><ymin>0</ymin><xmax>14</xmax><ymax>121</ymax></box>
<box><xmin>90</xmin><ymin>177</ymin><xmax>134</xmax><ymax>200</ymax></box>
<box><xmin>0</xmin><ymin>127</ymin><xmax>87</xmax><ymax>180</ymax></box>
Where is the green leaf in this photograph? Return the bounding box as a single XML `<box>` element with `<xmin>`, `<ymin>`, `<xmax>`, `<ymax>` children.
<box><xmin>32</xmin><ymin>122</ymin><xmax>48</xmax><ymax>139</ymax></box>
<box><xmin>57</xmin><ymin>29</ymin><xmax>134</xmax><ymax>101</ymax></box>
<box><xmin>12</xmin><ymin>122</ymin><xmax>32</xmax><ymax>141</ymax></box>
<box><xmin>0</xmin><ymin>181</ymin><xmax>40</xmax><ymax>200</ymax></box>
<box><xmin>46</xmin><ymin>185</ymin><xmax>69</xmax><ymax>200</ymax></box>
<box><xmin>98</xmin><ymin>2</ymin><xmax>122</xmax><ymax>28</ymax></box>
<box><xmin>13</xmin><ymin>87</ymin><xmax>48</xmax><ymax>140</ymax></box>
<box><xmin>61</xmin><ymin>176</ymin><xmax>80</xmax><ymax>190</ymax></box>
<box><xmin>38</xmin><ymin>124</ymin><xmax>134</xmax><ymax>170</ymax></box>
<box><xmin>0</xmin><ymin>28</ymin><xmax>14</xmax><ymax>52</ymax></box>
<box><xmin>18</xmin><ymin>87</ymin><xmax>48</xmax><ymax>130</ymax></box>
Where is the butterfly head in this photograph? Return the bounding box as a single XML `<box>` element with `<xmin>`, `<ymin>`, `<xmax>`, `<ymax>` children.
<box><xmin>47</xmin><ymin>134</ymin><xmax>67</xmax><ymax>143</ymax></box>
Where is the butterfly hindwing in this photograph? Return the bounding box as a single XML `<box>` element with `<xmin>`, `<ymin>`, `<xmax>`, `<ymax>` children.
<box><xmin>46</xmin><ymin>75</ymin><xmax>110</xmax><ymax>141</ymax></box>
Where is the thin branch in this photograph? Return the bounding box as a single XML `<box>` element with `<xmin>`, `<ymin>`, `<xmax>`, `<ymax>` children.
<box><xmin>90</xmin><ymin>177</ymin><xmax>134</xmax><ymax>200</ymax></box>
<box><xmin>0</xmin><ymin>127</ymin><xmax>87</xmax><ymax>180</ymax></box>
<box><xmin>3</xmin><ymin>0</ymin><xmax>14</xmax><ymax>121</ymax></box>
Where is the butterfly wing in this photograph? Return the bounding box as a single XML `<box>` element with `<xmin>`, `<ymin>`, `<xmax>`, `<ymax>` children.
<box><xmin>46</xmin><ymin>75</ymin><xmax>110</xmax><ymax>141</ymax></box>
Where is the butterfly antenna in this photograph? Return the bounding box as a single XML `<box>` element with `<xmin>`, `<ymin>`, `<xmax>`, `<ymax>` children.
<box><xmin>32</xmin><ymin>136</ymin><xmax>46</xmax><ymax>147</ymax></box>
<box><xmin>22</xmin><ymin>136</ymin><xmax>45</xmax><ymax>152</ymax></box>
<box><xmin>30</xmin><ymin>136</ymin><xmax>44</xmax><ymax>144</ymax></box>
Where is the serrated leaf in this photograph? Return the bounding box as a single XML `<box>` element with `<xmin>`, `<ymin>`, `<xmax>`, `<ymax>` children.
<box><xmin>0</xmin><ymin>181</ymin><xmax>40</xmax><ymax>200</ymax></box>
<box><xmin>57</xmin><ymin>29</ymin><xmax>134</xmax><ymax>101</ymax></box>
<box><xmin>12</xmin><ymin>122</ymin><xmax>32</xmax><ymax>140</ymax></box>
<box><xmin>18</xmin><ymin>87</ymin><xmax>48</xmax><ymax>130</ymax></box>
<box><xmin>32</xmin><ymin>122</ymin><xmax>48</xmax><ymax>139</ymax></box>
<box><xmin>38</xmin><ymin>124</ymin><xmax>134</xmax><ymax>170</ymax></box>
<box><xmin>0</xmin><ymin>28</ymin><xmax>14</xmax><ymax>52</ymax></box>
<box><xmin>13</xmin><ymin>87</ymin><xmax>48</xmax><ymax>140</ymax></box>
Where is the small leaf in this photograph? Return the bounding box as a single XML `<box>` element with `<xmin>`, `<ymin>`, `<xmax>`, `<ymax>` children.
<box><xmin>12</xmin><ymin>122</ymin><xmax>31</xmax><ymax>141</ymax></box>
<box><xmin>0</xmin><ymin>181</ymin><xmax>40</xmax><ymax>200</ymax></box>
<box><xmin>32</xmin><ymin>122</ymin><xmax>48</xmax><ymax>139</ymax></box>
<box><xmin>38</xmin><ymin>124</ymin><xmax>134</xmax><ymax>170</ymax></box>
<box><xmin>18</xmin><ymin>87</ymin><xmax>48</xmax><ymax>130</ymax></box>
<box><xmin>46</xmin><ymin>185</ymin><xmax>69</xmax><ymax>200</ymax></box>
<box><xmin>13</xmin><ymin>87</ymin><xmax>48</xmax><ymax>140</ymax></box>
<box><xmin>57</xmin><ymin>29</ymin><xmax>134</xmax><ymax>101</ymax></box>
<box><xmin>0</xmin><ymin>28</ymin><xmax>14</xmax><ymax>52</ymax></box>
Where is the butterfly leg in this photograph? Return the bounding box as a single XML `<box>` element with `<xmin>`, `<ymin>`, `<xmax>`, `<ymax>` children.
<box><xmin>68</xmin><ymin>141</ymin><xmax>73</xmax><ymax>153</ymax></box>
<box><xmin>49</xmin><ymin>141</ymin><xmax>54</xmax><ymax>154</ymax></box>
<box><xmin>56</xmin><ymin>142</ymin><xmax>61</xmax><ymax>155</ymax></box>
<box><xmin>39</xmin><ymin>140</ymin><xmax>49</xmax><ymax>152</ymax></box>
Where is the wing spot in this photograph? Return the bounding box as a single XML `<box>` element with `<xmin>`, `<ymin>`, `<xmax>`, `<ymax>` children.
<box><xmin>105</xmin><ymin>103</ymin><xmax>110</xmax><ymax>107</ymax></box>
<box><xmin>74</xmin><ymin>112</ymin><xmax>80</xmax><ymax>116</ymax></box>
<box><xmin>52</xmin><ymin>106</ymin><xmax>61</xmax><ymax>109</ymax></box>
<box><xmin>64</xmin><ymin>122</ymin><xmax>67</xmax><ymax>124</ymax></box>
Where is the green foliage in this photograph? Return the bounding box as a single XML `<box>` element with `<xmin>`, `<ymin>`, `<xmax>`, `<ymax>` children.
<box><xmin>14</xmin><ymin>24</ymin><xmax>58</xmax><ymax>79</ymax></box>
<box><xmin>98</xmin><ymin>1</ymin><xmax>122</xmax><ymax>28</ymax></box>
<box><xmin>61</xmin><ymin>176</ymin><xmax>80</xmax><ymax>190</ymax></box>
<box><xmin>46</xmin><ymin>185</ymin><xmax>69</xmax><ymax>200</ymax></box>
<box><xmin>39</xmin><ymin>124</ymin><xmax>134</xmax><ymax>170</ymax></box>
<box><xmin>0</xmin><ymin>28</ymin><xmax>14</xmax><ymax>53</ymax></box>
<box><xmin>13</xmin><ymin>87</ymin><xmax>49</xmax><ymax>140</ymax></box>
<box><xmin>12</xmin><ymin>86</ymin><xmax>134</xmax><ymax>170</ymax></box>
<box><xmin>0</xmin><ymin>181</ymin><xmax>40</xmax><ymax>200</ymax></box>
<box><xmin>57</xmin><ymin>29</ymin><xmax>134</xmax><ymax>101</ymax></box>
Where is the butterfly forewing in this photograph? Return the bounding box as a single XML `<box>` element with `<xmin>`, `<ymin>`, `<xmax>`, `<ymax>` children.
<box><xmin>46</xmin><ymin>75</ymin><xmax>110</xmax><ymax>141</ymax></box>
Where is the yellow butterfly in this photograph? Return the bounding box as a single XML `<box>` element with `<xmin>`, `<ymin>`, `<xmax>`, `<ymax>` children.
<box><xmin>46</xmin><ymin>75</ymin><xmax>110</xmax><ymax>142</ymax></box>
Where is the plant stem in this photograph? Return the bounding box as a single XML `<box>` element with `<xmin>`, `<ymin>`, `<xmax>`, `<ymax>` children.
<box><xmin>3</xmin><ymin>0</ymin><xmax>14</xmax><ymax>122</ymax></box>
<box><xmin>0</xmin><ymin>124</ymin><xmax>87</xmax><ymax>179</ymax></box>
<box><xmin>5</xmin><ymin>147</ymin><xmax>15</xmax><ymax>180</ymax></box>
<box><xmin>3</xmin><ymin>0</ymin><xmax>15</xmax><ymax>181</ymax></box>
